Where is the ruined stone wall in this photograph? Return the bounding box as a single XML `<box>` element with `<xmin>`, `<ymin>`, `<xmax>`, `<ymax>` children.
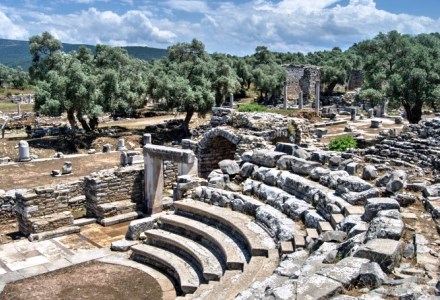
<box><xmin>0</xmin><ymin>189</ymin><xmax>23</xmax><ymax>224</ymax></box>
<box><xmin>84</xmin><ymin>165</ymin><xmax>144</xmax><ymax>218</ymax></box>
<box><xmin>283</xmin><ymin>64</ymin><xmax>321</xmax><ymax>101</ymax></box>
<box><xmin>14</xmin><ymin>181</ymin><xmax>84</xmax><ymax>235</ymax></box>
<box><xmin>163</xmin><ymin>160</ymin><xmax>178</xmax><ymax>189</ymax></box>
<box><xmin>199</xmin><ymin>136</ymin><xmax>237</xmax><ymax>178</ymax></box>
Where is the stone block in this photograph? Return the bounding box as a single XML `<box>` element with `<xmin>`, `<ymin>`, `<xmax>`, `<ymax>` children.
<box><xmin>354</xmin><ymin>238</ymin><xmax>401</xmax><ymax>273</ymax></box>
<box><xmin>251</xmin><ymin>150</ymin><xmax>285</xmax><ymax>168</ymax></box>
<box><xmin>364</xmin><ymin>198</ymin><xmax>400</xmax><ymax>221</ymax></box>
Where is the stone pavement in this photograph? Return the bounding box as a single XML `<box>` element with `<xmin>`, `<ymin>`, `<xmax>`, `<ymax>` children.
<box><xmin>0</xmin><ymin>221</ymin><xmax>130</xmax><ymax>292</ymax></box>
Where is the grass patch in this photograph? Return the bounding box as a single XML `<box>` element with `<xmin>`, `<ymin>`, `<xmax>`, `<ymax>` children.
<box><xmin>237</xmin><ymin>102</ymin><xmax>268</xmax><ymax>112</ymax></box>
<box><xmin>0</xmin><ymin>102</ymin><xmax>34</xmax><ymax>113</ymax></box>
<box><xmin>329</xmin><ymin>135</ymin><xmax>357</xmax><ymax>152</ymax></box>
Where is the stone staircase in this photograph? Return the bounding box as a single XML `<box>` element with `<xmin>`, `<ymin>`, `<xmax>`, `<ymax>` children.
<box><xmin>129</xmin><ymin>199</ymin><xmax>277</xmax><ymax>297</ymax></box>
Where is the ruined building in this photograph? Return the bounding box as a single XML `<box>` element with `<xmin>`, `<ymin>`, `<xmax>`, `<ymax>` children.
<box><xmin>283</xmin><ymin>64</ymin><xmax>321</xmax><ymax>101</ymax></box>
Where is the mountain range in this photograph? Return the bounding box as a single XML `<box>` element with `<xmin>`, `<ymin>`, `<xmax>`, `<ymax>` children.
<box><xmin>0</xmin><ymin>38</ymin><xmax>168</xmax><ymax>70</ymax></box>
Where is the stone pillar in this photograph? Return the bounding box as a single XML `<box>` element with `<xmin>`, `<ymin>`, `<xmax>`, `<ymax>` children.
<box><xmin>17</xmin><ymin>102</ymin><xmax>21</xmax><ymax>115</ymax></box>
<box><xmin>368</xmin><ymin>108</ymin><xmax>374</xmax><ymax>118</ymax></box>
<box><xmin>350</xmin><ymin>108</ymin><xmax>357</xmax><ymax>121</ymax></box>
<box><xmin>145</xmin><ymin>154</ymin><xmax>164</xmax><ymax>214</ymax></box>
<box><xmin>120</xmin><ymin>151</ymin><xmax>128</xmax><ymax>166</ymax></box>
<box><xmin>117</xmin><ymin>138</ymin><xmax>127</xmax><ymax>151</ymax></box>
<box><xmin>143</xmin><ymin>133</ymin><xmax>152</xmax><ymax>145</ymax></box>
<box><xmin>229</xmin><ymin>93</ymin><xmax>234</xmax><ymax>108</ymax></box>
<box><xmin>18</xmin><ymin>140</ymin><xmax>31</xmax><ymax>162</ymax></box>
<box><xmin>382</xmin><ymin>99</ymin><xmax>388</xmax><ymax>117</ymax></box>
<box><xmin>315</xmin><ymin>80</ymin><xmax>320</xmax><ymax>114</ymax></box>
<box><xmin>102</xmin><ymin>144</ymin><xmax>112</xmax><ymax>153</ymax></box>
<box><xmin>298</xmin><ymin>91</ymin><xmax>303</xmax><ymax>109</ymax></box>
<box><xmin>283</xmin><ymin>82</ymin><xmax>288</xmax><ymax>110</ymax></box>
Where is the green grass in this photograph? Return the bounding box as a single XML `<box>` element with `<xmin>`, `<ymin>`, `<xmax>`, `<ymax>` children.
<box><xmin>0</xmin><ymin>102</ymin><xmax>34</xmax><ymax>113</ymax></box>
<box><xmin>328</xmin><ymin>135</ymin><xmax>357</xmax><ymax>152</ymax></box>
<box><xmin>237</xmin><ymin>102</ymin><xmax>268</xmax><ymax>112</ymax></box>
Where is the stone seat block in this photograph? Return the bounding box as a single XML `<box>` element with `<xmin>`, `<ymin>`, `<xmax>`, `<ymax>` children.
<box><xmin>279</xmin><ymin>241</ymin><xmax>294</xmax><ymax>255</ymax></box>
<box><xmin>343</xmin><ymin>206</ymin><xmax>365</xmax><ymax>216</ymax></box>
<box><xmin>330</xmin><ymin>213</ymin><xmax>344</xmax><ymax>229</ymax></box>
<box><xmin>174</xmin><ymin>199</ymin><xmax>272</xmax><ymax>257</ymax></box>
<box><xmin>131</xmin><ymin>244</ymin><xmax>200</xmax><ymax>294</ymax></box>
<box><xmin>144</xmin><ymin>229</ymin><xmax>223</xmax><ymax>281</ymax></box>
<box><xmin>293</xmin><ymin>234</ymin><xmax>306</xmax><ymax>249</ymax></box>
<box><xmin>306</xmin><ymin>228</ymin><xmax>319</xmax><ymax>239</ymax></box>
<box><xmin>159</xmin><ymin>214</ymin><xmax>246</xmax><ymax>271</ymax></box>
<box><xmin>25</xmin><ymin>211</ymin><xmax>74</xmax><ymax>235</ymax></box>
<box><xmin>96</xmin><ymin>200</ymin><xmax>137</xmax><ymax>218</ymax></box>
<box><xmin>99</xmin><ymin>211</ymin><xmax>143</xmax><ymax>227</ymax></box>
<box><xmin>317</xmin><ymin>221</ymin><xmax>333</xmax><ymax>234</ymax></box>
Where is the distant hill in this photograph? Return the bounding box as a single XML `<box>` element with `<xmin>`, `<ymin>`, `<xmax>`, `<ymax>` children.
<box><xmin>0</xmin><ymin>38</ymin><xmax>167</xmax><ymax>70</ymax></box>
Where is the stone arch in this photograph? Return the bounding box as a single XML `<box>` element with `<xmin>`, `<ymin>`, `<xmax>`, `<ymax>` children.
<box><xmin>198</xmin><ymin>128</ymin><xmax>241</xmax><ymax>178</ymax></box>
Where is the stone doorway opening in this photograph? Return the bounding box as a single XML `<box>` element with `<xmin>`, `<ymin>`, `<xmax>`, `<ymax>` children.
<box><xmin>199</xmin><ymin>136</ymin><xmax>237</xmax><ymax>178</ymax></box>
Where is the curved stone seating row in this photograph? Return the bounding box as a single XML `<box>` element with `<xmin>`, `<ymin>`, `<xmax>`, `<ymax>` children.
<box><xmin>173</xmin><ymin>199</ymin><xmax>271</xmax><ymax>257</ymax></box>
<box><xmin>131</xmin><ymin>244</ymin><xmax>200</xmax><ymax>295</ymax></box>
<box><xmin>129</xmin><ymin>199</ymin><xmax>276</xmax><ymax>296</ymax></box>
<box><xmin>159</xmin><ymin>214</ymin><xmax>246</xmax><ymax>271</ymax></box>
<box><xmin>144</xmin><ymin>228</ymin><xmax>223</xmax><ymax>281</ymax></box>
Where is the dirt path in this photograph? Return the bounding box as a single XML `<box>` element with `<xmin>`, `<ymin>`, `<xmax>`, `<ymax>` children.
<box><xmin>0</xmin><ymin>152</ymin><xmax>121</xmax><ymax>190</ymax></box>
<box><xmin>0</xmin><ymin>261</ymin><xmax>162</xmax><ymax>300</ymax></box>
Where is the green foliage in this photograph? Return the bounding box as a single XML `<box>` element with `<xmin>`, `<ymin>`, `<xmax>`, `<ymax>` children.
<box><xmin>356</xmin><ymin>31</ymin><xmax>440</xmax><ymax>123</ymax></box>
<box><xmin>237</xmin><ymin>102</ymin><xmax>268</xmax><ymax>112</ymax></box>
<box><xmin>328</xmin><ymin>136</ymin><xmax>357</xmax><ymax>152</ymax></box>
<box><xmin>359</xmin><ymin>88</ymin><xmax>383</xmax><ymax>107</ymax></box>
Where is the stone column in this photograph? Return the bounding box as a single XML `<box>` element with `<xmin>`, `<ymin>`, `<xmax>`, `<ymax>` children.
<box><xmin>120</xmin><ymin>151</ymin><xmax>128</xmax><ymax>166</ymax></box>
<box><xmin>18</xmin><ymin>140</ymin><xmax>31</xmax><ymax>162</ymax></box>
<box><xmin>145</xmin><ymin>154</ymin><xmax>164</xmax><ymax>214</ymax></box>
<box><xmin>368</xmin><ymin>108</ymin><xmax>374</xmax><ymax>118</ymax></box>
<box><xmin>117</xmin><ymin>138</ymin><xmax>127</xmax><ymax>151</ymax></box>
<box><xmin>283</xmin><ymin>81</ymin><xmax>288</xmax><ymax>110</ymax></box>
<box><xmin>315</xmin><ymin>80</ymin><xmax>320</xmax><ymax>115</ymax></box>
<box><xmin>350</xmin><ymin>108</ymin><xmax>357</xmax><ymax>121</ymax></box>
<box><xmin>17</xmin><ymin>102</ymin><xmax>21</xmax><ymax>115</ymax></box>
<box><xmin>298</xmin><ymin>91</ymin><xmax>303</xmax><ymax>109</ymax></box>
<box><xmin>143</xmin><ymin>133</ymin><xmax>152</xmax><ymax>145</ymax></box>
<box><xmin>229</xmin><ymin>93</ymin><xmax>234</xmax><ymax>108</ymax></box>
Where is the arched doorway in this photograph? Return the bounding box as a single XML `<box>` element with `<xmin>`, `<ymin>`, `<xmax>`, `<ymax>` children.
<box><xmin>199</xmin><ymin>136</ymin><xmax>237</xmax><ymax>178</ymax></box>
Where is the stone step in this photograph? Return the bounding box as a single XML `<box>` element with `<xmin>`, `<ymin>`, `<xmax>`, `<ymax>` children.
<box><xmin>330</xmin><ymin>213</ymin><xmax>344</xmax><ymax>229</ymax></box>
<box><xmin>159</xmin><ymin>214</ymin><xmax>246</xmax><ymax>271</ymax></box>
<box><xmin>343</xmin><ymin>206</ymin><xmax>365</xmax><ymax>217</ymax></box>
<box><xmin>131</xmin><ymin>244</ymin><xmax>200</xmax><ymax>295</ymax></box>
<box><xmin>174</xmin><ymin>199</ymin><xmax>271</xmax><ymax>257</ymax></box>
<box><xmin>144</xmin><ymin>229</ymin><xmax>223</xmax><ymax>281</ymax></box>
<box><xmin>99</xmin><ymin>211</ymin><xmax>143</xmax><ymax>226</ymax></box>
<box><xmin>96</xmin><ymin>200</ymin><xmax>137</xmax><ymax>218</ymax></box>
<box><xmin>317</xmin><ymin>221</ymin><xmax>333</xmax><ymax>234</ymax></box>
<box><xmin>73</xmin><ymin>217</ymin><xmax>96</xmax><ymax>227</ymax></box>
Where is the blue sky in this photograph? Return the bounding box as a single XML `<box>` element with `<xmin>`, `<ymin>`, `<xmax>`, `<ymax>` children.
<box><xmin>1</xmin><ymin>0</ymin><xmax>440</xmax><ymax>55</ymax></box>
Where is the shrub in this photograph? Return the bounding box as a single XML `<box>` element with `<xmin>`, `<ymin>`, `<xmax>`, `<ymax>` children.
<box><xmin>329</xmin><ymin>135</ymin><xmax>357</xmax><ymax>152</ymax></box>
<box><xmin>237</xmin><ymin>102</ymin><xmax>268</xmax><ymax>112</ymax></box>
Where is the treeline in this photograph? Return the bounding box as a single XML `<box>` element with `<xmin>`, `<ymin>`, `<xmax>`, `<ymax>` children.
<box><xmin>26</xmin><ymin>31</ymin><xmax>440</xmax><ymax>132</ymax></box>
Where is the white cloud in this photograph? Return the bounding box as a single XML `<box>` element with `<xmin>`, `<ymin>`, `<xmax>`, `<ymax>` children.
<box><xmin>0</xmin><ymin>11</ymin><xmax>28</xmax><ymax>40</ymax></box>
<box><xmin>1</xmin><ymin>0</ymin><xmax>440</xmax><ymax>55</ymax></box>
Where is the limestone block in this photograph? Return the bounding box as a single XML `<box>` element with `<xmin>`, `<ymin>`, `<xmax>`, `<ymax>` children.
<box><xmin>251</xmin><ymin>150</ymin><xmax>286</xmax><ymax>168</ymax></box>
<box><xmin>354</xmin><ymin>238</ymin><xmax>401</xmax><ymax>273</ymax></box>
<box><xmin>356</xmin><ymin>262</ymin><xmax>387</xmax><ymax>289</ymax></box>
<box><xmin>309</xmin><ymin>167</ymin><xmax>330</xmax><ymax>181</ymax></box>
<box><xmin>364</xmin><ymin>198</ymin><xmax>400</xmax><ymax>221</ymax></box>
<box><xmin>218</xmin><ymin>159</ymin><xmax>240</xmax><ymax>176</ymax></box>
<box><xmin>423</xmin><ymin>183</ymin><xmax>440</xmax><ymax>197</ymax></box>
<box><xmin>255</xmin><ymin>205</ymin><xmax>296</xmax><ymax>241</ymax></box>
<box><xmin>362</xmin><ymin>165</ymin><xmax>378</xmax><ymax>180</ymax></box>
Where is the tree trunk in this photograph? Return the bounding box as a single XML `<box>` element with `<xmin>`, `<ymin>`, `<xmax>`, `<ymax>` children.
<box><xmin>181</xmin><ymin>109</ymin><xmax>194</xmax><ymax>136</ymax></box>
<box><xmin>76</xmin><ymin>113</ymin><xmax>92</xmax><ymax>132</ymax></box>
<box><xmin>327</xmin><ymin>81</ymin><xmax>337</xmax><ymax>94</ymax></box>
<box><xmin>67</xmin><ymin>109</ymin><xmax>77</xmax><ymax>129</ymax></box>
<box><xmin>88</xmin><ymin>116</ymin><xmax>99</xmax><ymax>131</ymax></box>
<box><xmin>404</xmin><ymin>102</ymin><xmax>423</xmax><ymax>124</ymax></box>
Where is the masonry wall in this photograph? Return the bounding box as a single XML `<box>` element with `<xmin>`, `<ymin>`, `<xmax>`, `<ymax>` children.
<box><xmin>284</xmin><ymin>64</ymin><xmax>321</xmax><ymax>101</ymax></box>
<box><xmin>14</xmin><ymin>181</ymin><xmax>83</xmax><ymax>235</ymax></box>
<box><xmin>348</xmin><ymin>70</ymin><xmax>363</xmax><ymax>90</ymax></box>
<box><xmin>164</xmin><ymin>160</ymin><xmax>178</xmax><ymax>189</ymax></box>
<box><xmin>199</xmin><ymin>136</ymin><xmax>237</xmax><ymax>178</ymax></box>
<box><xmin>84</xmin><ymin>165</ymin><xmax>144</xmax><ymax>218</ymax></box>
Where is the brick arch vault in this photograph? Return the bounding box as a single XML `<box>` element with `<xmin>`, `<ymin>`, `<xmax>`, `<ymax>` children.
<box><xmin>197</xmin><ymin>128</ymin><xmax>241</xmax><ymax>178</ymax></box>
